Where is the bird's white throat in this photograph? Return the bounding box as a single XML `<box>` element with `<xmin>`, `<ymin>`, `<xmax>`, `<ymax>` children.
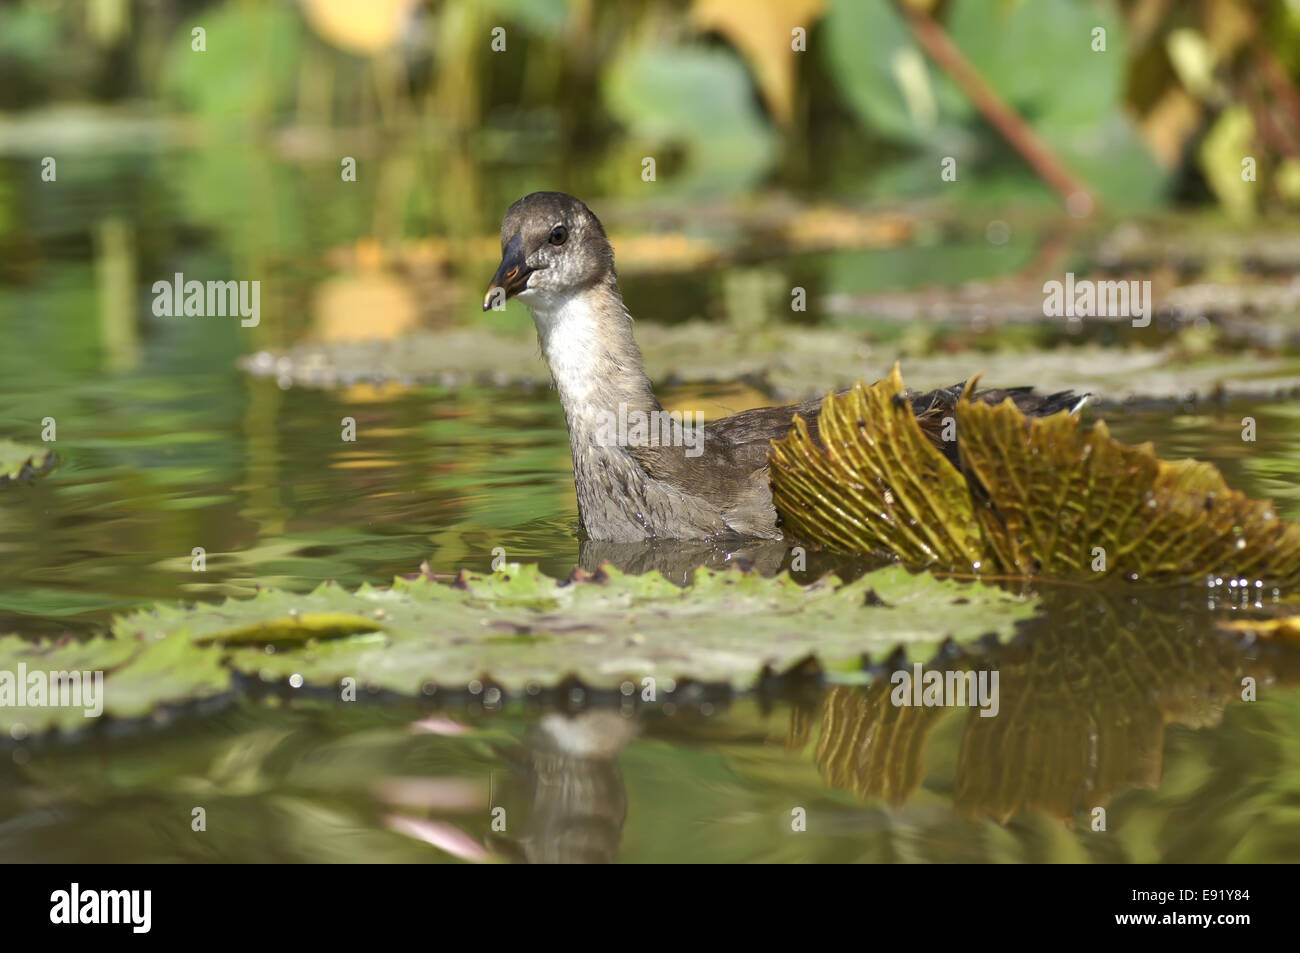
<box><xmin>520</xmin><ymin>286</ymin><xmax>606</xmax><ymax>404</ymax></box>
<box><xmin>519</xmin><ymin>283</ymin><xmax>659</xmax><ymax>435</ymax></box>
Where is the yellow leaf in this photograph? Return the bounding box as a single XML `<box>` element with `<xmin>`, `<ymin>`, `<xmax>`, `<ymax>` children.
<box><xmin>314</xmin><ymin>273</ymin><xmax>418</xmax><ymax>342</ymax></box>
<box><xmin>690</xmin><ymin>0</ymin><xmax>825</xmax><ymax>125</ymax></box>
<box><xmin>298</xmin><ymin>0</ymin><xmax>420</xmax><ymax>55</ymax></box>
<box><xmin>192</xmin><ymin>612</ymin><xmax>384</xmax><ymax>645</ymax></box>
<box><xmin>769</xmin><ymin>367</ymin><xmax>1300</xmax><ymax>586</ymax></box>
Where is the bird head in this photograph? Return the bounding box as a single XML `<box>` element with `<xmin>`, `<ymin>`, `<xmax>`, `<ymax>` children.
<box><xmin>483</xmin><ymin>191</ymin><xmax>615</xmax><ymax>311</ymax></box>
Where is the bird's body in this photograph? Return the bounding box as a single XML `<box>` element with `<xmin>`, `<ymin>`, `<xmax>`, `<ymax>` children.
<box><xmin>486</xmin><ymin>192</ymin><xmax>1083</xmax><ymax>542</ymax></box>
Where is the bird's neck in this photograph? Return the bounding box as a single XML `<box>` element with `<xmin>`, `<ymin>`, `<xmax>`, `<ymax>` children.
<box><xmin>526</xmin><ymin>279</ymin><xmax>661</xmax><ymax>434</ymax></box>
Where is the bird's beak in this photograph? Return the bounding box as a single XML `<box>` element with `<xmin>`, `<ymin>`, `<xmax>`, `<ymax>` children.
<box><xmin>483</xmin><ymin>234</ymin><xmax>533</xmax><ymax>311</ymax></box>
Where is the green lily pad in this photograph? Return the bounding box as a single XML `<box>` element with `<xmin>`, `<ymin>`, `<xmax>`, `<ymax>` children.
<box><xmin>0</xmin><ymin>440</ymin><xmax>56</xmax><ymax>484</ymax></box>
<box><xmin>0</xmin><ymin>632</ymin><xmax>230</xmax><ymax>736</ymax></box>
<box><xmin>137</xmin><ymin>564</ymin><xmax>1037</xmax><ymax>690</ymax></box>
<box><xmin>826</xmin><ymin>272</ymin><xmax>1300</xmax><ymax>352</ymax></box>
<box><xmin>2</xmin><ymin>563</ymin><xmax>1037</xmax><ymax>738</ymax></box>
<box><xmin>770</xmin><ymin>366</ymin><xmax>1300</xmax><ymax>586</ymax></box>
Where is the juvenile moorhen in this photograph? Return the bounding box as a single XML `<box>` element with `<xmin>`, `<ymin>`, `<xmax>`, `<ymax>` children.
<box><xmin>484</xmin><ymin>192</ymin><xmax>1083</xmax><ymax>542</ymax></box>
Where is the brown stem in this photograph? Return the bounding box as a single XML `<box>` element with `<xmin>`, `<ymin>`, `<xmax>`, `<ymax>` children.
<box><xmin>1246</xmin><ymin>81</ymin><xmax>1299</xmax><ymax>158</ymax></box>
<box><xmin>898</xmin><ymin>3</ymin><xmax>1097</xmax><ymax>215</ymax></box>
<box><xmin>1253</xmin><ymin>40</ymin><xmax>1300</xmax><ymax>147</ymax></box>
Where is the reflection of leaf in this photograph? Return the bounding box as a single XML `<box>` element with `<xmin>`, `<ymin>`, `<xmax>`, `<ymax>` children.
<box><xmin>168</xmin><ymin>148</ymin><xmax>311</xmax><ymax>260</ymax></box>
<box><xmin>0</xmin><ymin>440</ymin><xmax>55</xmax><ymax>484</ymax></box>
<box><xmin>816</xmin><ymin>682</ymin><xmax>944</xmax><ymax>804</ymax></box>
<box><xmin>859</xmin><ymin>595</ymin><xmax>1248</xmax><ymax>818</ymax></box>
<box><xmin>4</xmin><ymin>563</ymin><xmax>1037</xmax><ymax>737</ymax></box>
<box><xmin>951</xmin><ymin>589</ymin><xmax>1253</xmax><ymax>822</ymax></box>
<box><xmin>770</xmin><ymin>366</ymin><xmax>1300</xmax><ymax>586</ymax></box>
<box><xmin>812</xmin><ymin>587</ymin><xmax>1271</xmax><ymax>821</ymax></box>
<box><xmin>0</xmin><ymin>587</ymin><xmax>142</xmax><ymax>620</ymax></box>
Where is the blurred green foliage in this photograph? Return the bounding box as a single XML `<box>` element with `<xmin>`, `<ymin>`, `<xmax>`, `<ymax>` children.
<box><xmin>603</xmin><ymin>44</ymin><xmax>778</xmax><ymax>194</ymax></box>
<box><xmin>1</xmin><ymin>0</ymin><xmax>1296</xmax><ymax>212</ymax></box>
<box><xmin>162</xmin><ymin>0</ymin><xmax>303</xmax><ymax>120</ymax></box>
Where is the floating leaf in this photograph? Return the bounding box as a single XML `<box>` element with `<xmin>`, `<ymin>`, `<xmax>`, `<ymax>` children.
<box><xmin>191</xmin><ymin>613</ymin><xmax>384</xmax><ymax>646</ymax></box>
<box><xmin>88</xmin><ymin>633</ymin><xmax>231</xmax><ymax>720</ymax></box>
<box><xmin>206</xmin><ymin>565</ymin><xmax>1036</xmax><ymax>691</ymax></box>
<box><xmin>0</xmin><ymin>439</ymin><xmax>55</xmax><ymax>484</ymax></box>
<box><xmin>0</xmin><ymin>633</ymin><xmax>229</xmax><ymax>736</ymax></box>
<box><xmin>240</xmin><ymin>324</ymin><xmax>1300</xmax><ymax>407</ymax></box>
<box><xmin>770</xmin><ymin>366</ymin><xmax>1300</xmax><ymax>586</ymax></box>
<box><xmin>2</xmin><ymin>563</ymin><xmax>1037</xmax><ymax>737</ymax></box>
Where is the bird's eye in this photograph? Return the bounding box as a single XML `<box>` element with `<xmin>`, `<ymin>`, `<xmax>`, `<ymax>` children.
<box><xmin>549</xmin><ymin>224</ymin><xmax>568</xmax><ymax>246</ymax></box>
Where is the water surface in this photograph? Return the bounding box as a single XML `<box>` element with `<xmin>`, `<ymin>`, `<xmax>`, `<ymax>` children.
<box><xmin>3</xmin><ymin>152</ymin><xmax>1299</xmax><ymax>863</ymax></box>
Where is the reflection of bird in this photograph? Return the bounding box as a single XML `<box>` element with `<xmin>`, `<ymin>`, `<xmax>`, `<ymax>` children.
<box><xmin>486</xmin><ymin>192</ymin><xmax>1085</xmax><ymax>542</ymax></box>
<box><xmin>493</xmin><ymin>712</ymin><xmax>638</xmax><ymax>865</ymax></box>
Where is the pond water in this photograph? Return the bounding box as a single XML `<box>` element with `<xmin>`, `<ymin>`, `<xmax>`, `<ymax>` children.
<box><xmin>2</xmin><ymin>152</ymin><xmax>1299</xmax><ymax>863</ymax></box>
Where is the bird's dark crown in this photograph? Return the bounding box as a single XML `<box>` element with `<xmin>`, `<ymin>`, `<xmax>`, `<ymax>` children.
<box><xmin>485</xmin><ymin>192</ymin><xmax>616</xmax><ymax>309</ymax></box>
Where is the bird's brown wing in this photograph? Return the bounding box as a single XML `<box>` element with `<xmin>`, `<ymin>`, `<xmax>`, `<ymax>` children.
<box><xmin>631</xmin><ymin>397</ymin><xmax>824</xmax><ymax>508</ymax></box>
<box><xmin>632</xmin><ymin>383</ymin><xmax>1086</xmax><ymax>504</ymax></box>
<box><xmin>907</xmin><ymin>384</ymin><xmax>1086</xmax><ymax>462</ymax></box>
